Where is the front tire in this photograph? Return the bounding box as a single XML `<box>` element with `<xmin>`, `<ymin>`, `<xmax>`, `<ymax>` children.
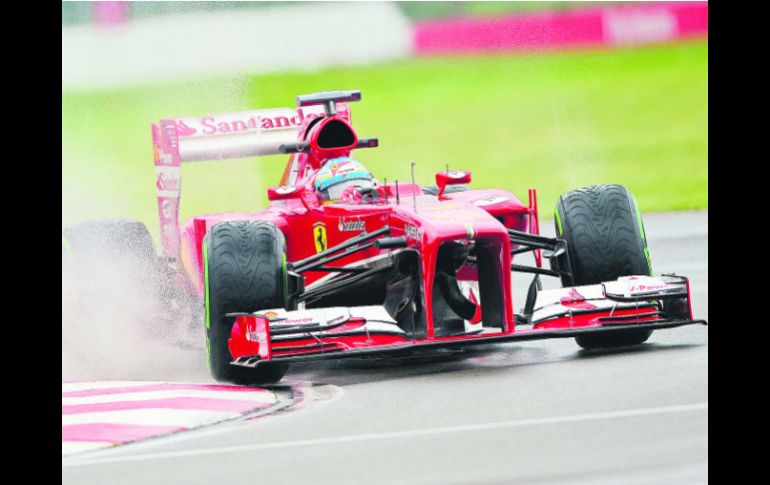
<box><xmin>204</xmin><ymin>220</ymin><xmax>289</xmax><ymax>384</ymax></box>
<box><xmin>554</xmin><ymin>184</ymin><xmax>653</xmax><ymax>350</ymax></box>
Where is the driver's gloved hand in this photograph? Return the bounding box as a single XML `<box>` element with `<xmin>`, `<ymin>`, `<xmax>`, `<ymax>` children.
<box><xmin>339</xmin><ymin>184</ymin><xmax>383</xmax><ymax>204</ymax></box>
<box><xmin>356</xmin><ymin>186</ymin><xmax>381</xmax><ymax>202</ymax></box>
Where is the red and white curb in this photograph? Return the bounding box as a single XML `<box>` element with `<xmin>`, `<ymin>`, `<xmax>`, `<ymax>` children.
<box><xmin>62</xmin><ymin>381</ymin><xmax>278</xmax><ymax>456</ymax></box>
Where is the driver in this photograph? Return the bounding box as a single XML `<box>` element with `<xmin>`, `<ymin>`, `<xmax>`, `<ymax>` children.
<box><xmin>314</xmin><ymin>156</ymin><xmax>382</xmax><ymax>204</ymax></box>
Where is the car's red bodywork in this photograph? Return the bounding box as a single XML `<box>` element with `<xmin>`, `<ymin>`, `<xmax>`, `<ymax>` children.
<box><xmin>151</xmin><ymin>90</ymin><xmax>705</xmax><ymax>370</ymax></box>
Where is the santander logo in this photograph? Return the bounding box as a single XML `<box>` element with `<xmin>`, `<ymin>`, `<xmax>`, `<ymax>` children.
<box><xmin>156</xmin><ymin>171</ymin><xmax>180</xmax><ymax>191</ymax></box>
<box><xmin>175</xmin><ymin>109</ymin><xmax>321</xmax><ymax>138</ymax></box>
<box><xmin>175</xmin><ymin>120</ymin><xmax>197</xmax><ymax>136</ymax></box>
<box><xmin>560</xmin><ymin>288</ymin><xmax>597</xmax><ymax>310</ymax></box>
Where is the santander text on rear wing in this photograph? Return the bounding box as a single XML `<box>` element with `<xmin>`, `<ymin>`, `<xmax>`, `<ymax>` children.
<box><xmin>151</xmin><ymin>104</ymin><xmax>350</xmax><ymax>257</ymax></box>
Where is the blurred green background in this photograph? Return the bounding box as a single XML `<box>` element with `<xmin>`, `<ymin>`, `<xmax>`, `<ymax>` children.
<box><xmin>62</xmin><ymin>40</ymin><xmax>707</xmax><ymax>241</ymax></box>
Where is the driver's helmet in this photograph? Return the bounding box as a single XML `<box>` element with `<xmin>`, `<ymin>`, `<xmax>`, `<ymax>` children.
<box><xmin>314</xmin><ymin>156</ymin><xmax>376</xmax><ymax>204</ymax></box>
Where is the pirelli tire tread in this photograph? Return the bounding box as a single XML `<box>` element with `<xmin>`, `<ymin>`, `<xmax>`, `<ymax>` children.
<box><xmin>555</xmin><ymin>184</ymin><xmax>653</xmax><ymax>350</ymax></box>
<box><xmin>205</xmin><ymin>220</ymin><xmax>289</xmax><ymax>384</ymax></box>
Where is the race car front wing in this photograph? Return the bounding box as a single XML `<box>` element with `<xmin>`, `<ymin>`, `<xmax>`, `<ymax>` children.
<box><xmin>228</xmin><ymin>274</ymin><xmax>706</xmax><ymax>368</ymax></box>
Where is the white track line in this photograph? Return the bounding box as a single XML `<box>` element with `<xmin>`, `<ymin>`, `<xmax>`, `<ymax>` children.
<box><xmin>62</xmin><ymin>409</ymin><xmax>241</xmax><ymax>427</ymax></box>
<box><xmin>63</xmin><ymin>390</ymin><xmax>276</xmax><ymax>405</ymax></box>
<box><xmin>62</xmin><ymin>381</ymin><xmax>162</xmax><ymax>393</ymax></box>
<box><xmin>63</xmin><ymin>402</ymin><xmax>707</xmax><ymax>466</ymax></box>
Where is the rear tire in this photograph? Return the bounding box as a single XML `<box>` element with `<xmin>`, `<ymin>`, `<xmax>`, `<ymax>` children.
<box><xmin>62</xmin><ymin>219</ymin><xmax>161</xmax><ymax>298</ymax></box>
<box><xmin>554</xmin><ymin>184</ymin><xmax>653</xmax><ymax>350</ymax></box>
<box><xmin>63</xmin><ymin>219</ymin><xmax>181</xmax><ymax>367</ymax></box>
<box><xmin>63</xmin><ymin>219</ymin><xmax>156</xmax><ymax>269</ymax></box>
<box><xmin>204</xmin><ymin>220</ymin><xmax>289</xmax><ymax>385</ymax></box>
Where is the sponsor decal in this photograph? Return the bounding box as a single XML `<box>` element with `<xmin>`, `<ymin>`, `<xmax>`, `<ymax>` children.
<box><xmin>160</xmin><ymin>121</ymin><xmax>180</xmax><ymax>152</ymax></box>
<box><xmin>246</xmin><ymin>322</ymin><xmax>259</xmax><ymax>342</ymax></box>
<box><xmin>176</xmin><ymin>109</ymin><xmax>321</xmax><ymax>138</ymax></box>
<box><xmin>628</xmin><ymin>283</ymin><xmax>669</xmax><ymax>293</ymax></box>
<box><xmin>175</xmin><ymin>120</ymin><xmax>197</xmax><ymax>136</ymax></box>
<box><xmin>405</xmin><ymin>224</ymin><xmax>420</xmax><ymax>240</ymax></box>
<box><xmin>254</xmin><ymin>317</ymin><xmax>272</xmax><ymax>358</ymax></box>
<box><xmin>313</xmin><ymin>222</ymin><xmax>327</xmax><ymax>253</ymax></box>
<box><xmin>161</xmin><ymin>199</ymin><xmax>173</xmax><ymax>220</ymax></box>
<box><xmin>156</xmin><ymin>166</ymin><xmax>181</xmax><ymax>194</ymax></box>
<box><xmin>474</xmin><ymin>195</ymin><xmax>508</xmax><ymax>207</ymax></box>
<box><xmin>560</xmin><ymin>288</ymin><xmax>597</xmax><ymax>310</ymax></box>
<box><xmin>156</xmin><ymin>147</ymin><xmax>174</xmax><ymax>166</ymax></box>
<box><xmin>338</xmin><ymin>217</ymin><xmax>366</xmax><ymax>232</ymax></box>
<box><xmin>623</xmin><ymin>276</ymin><xmax>670</xmax><ymax>294</ymax></box>
<box><xmin>447</xmin><ymin>170</ymin><xmax>468</xmax><ymax>179</ymax></box>
<box><xmin>283</xmin><ymin>317</ymin><xmax>316</xmax><ymax>324</ymax></box>
<box><xmin>259</xmin><ymin>311</ymin><xmax>321</xmax><ymax>325</ymax></box>
<box><xmin>328</xmin><ymin>161</ymin><xmax>358</xmax><ymax>177</ymax></box>
<box><xmin>465</xmin><ymin>224</ymin><xmax>476</xmax><ymax>239</ymax></box>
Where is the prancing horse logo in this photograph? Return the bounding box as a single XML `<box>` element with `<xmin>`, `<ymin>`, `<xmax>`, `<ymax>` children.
<box><xmin>313</xmin><ymin>223</ymin><xmax>327</xmax><ymax>253</ymax></box>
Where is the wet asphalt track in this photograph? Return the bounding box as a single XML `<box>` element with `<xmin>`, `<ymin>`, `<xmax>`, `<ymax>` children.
<box><xmin>62</xmin><ymin>210</ymin><xmax>708</xmax><ymax>484</ymax></box>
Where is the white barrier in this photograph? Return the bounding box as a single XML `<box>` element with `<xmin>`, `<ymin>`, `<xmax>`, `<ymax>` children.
<box><xmin>62</xmin><ymin>2</ymin><xmax>411</xmax><ymax>90</ymax></box>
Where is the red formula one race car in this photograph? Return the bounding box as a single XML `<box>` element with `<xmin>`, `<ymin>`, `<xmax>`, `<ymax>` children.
<box><xmin>64</xmin><ymin>90</ymin><xmax>707</xmax><ymax>384</ymax></box>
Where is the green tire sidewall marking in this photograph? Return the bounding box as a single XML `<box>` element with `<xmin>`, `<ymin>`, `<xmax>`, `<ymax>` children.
<box><xmin>632</xmin><ymin>195</ymin><xmax>647</xmax><ymax>241</ymax></box>
<box><xmin>554</xmin><ymin>207</ymin><xmax>563</xmax><ymax>235</ymax></box>
<box><xmin>203</xmin><ymin>237</ymin><xmax>213</xmax><ymax>370</ymax></box>
<box><xmin>630</xmin><ymin>194</ymin><xmax>652</xmax><ymax>275</ymax></box>
<box><xmin>282</xmin><ymin>252</ymin><xmax>288</xmax><ymax>307</ymax></box>
<box><xmin>203</xmin><ymin>238</ymin><xmax>211</xmax><ymax>330</ymax></box>
<box><xmin>644</xmin><ymin>247</ymin><xmax>652</xmax><ymax>275</ymax></box>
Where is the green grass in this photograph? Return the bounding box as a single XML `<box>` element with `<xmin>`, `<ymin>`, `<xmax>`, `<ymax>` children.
<box><xmin>62</xmin><ymin>41</ymin><xmax>707</xmax><ymax>241</ymax></box>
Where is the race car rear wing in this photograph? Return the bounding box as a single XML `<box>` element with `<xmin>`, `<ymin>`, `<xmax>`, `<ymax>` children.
<box><xmin>151</xmin><ymin>104</ymin><xmax>350</xmax><ymax>257</ymax></box>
